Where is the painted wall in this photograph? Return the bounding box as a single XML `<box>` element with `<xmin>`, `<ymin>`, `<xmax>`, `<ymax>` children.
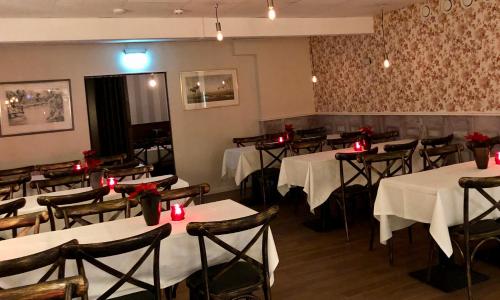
<box><xmin>0</xmin><ymin>38</ymin><xmax>315</xmax><ymax>192</ymax></box>
<box><xmin>311</xmin><ymin>0</ymin><xmax>499</xmax><ymax>114</ymax></box>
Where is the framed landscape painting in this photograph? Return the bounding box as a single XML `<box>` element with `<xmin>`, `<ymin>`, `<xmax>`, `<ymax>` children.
<box><xmin>180</xmin><ymin>69</ymin><xmax>239</xmax><ymax>110</ymax></box>
<box><xmin>0</xmin><ymin>79</ymin><xmax>74</xmax><ymax>137</ymax></box>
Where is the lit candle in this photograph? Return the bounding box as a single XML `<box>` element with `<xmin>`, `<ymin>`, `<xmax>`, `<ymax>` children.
<box><xmin>107</xmin><ymin>177</ymin><xmax>116</xmax><ymax>190</ymax></box>
<box><xmin>354</xmin><ymin>141</ymin><xmax>363</xmax><ymax>152</ymax></box>
<box><xmin>73</xmin><ymin>164</ymin><xmax>82</xmax><ymax>171</ymax></box>
<box><xmin>171</xmin><ymin>204</ymin><xmax>185</xmax><ymax>221</ymax></box>
<box><xmin>278</xmin><ymin>136</ymin><xmax>284</xmax><ymax>143</ymax></box>
<box><xmin>496</xmin><ymin>152</ymin><xmax>500</xmax><ymax>165</ymax></box>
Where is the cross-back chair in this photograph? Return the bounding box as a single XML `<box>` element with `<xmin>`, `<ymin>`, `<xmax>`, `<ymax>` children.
<box><xmin>434</xmin><ymin>176</ymin><xmax>500</xmax><ymax>300</ymax></box>
<box><xmin>61</xmin><ymin>223</ymin><xmax>173</xmax><ymax>300</ymax></box>
<box><xmin>371</xmin><ymin>130</ymin><xmax>400</xmax><ymax>143</ymax></box>
<box><xmin>419</xmin><ymin>144</ymin><xmax>464</xmax><ymax>171</ymax></box>
<box><xmin>37</xmin><ymin>186</ymin><xmax>114</xmax><ymax>231</ymax></box>
<box><xmin>340</xmin><ymin>131</ymin><xmax>364</xmax><ymax>139</ymax></box>
<box><xmin>296</xmin><ymin>127</ymin><xmax>327</xmax><ymax>138</ymax></box>
<box><xmin>332</xmin><ymin>147</ymin><xmax>378</xmax><ymax>240</ymax></box>
<box><xmin>384</xmin><ymin>139</ymin><xmax>419</xmax><ymax>174</ymax></box>
<box><xmin>114</xmin><ymin>175</ymin><xmax>179</xmax><ymax>197</ymax></box>
<box><xmin>255</xmin><ymin>141</ymin><xmax>288</xmax><ymax>206</ymax></box>
<box><xmin>289</xmin><ymin>135</ymin><xmax>326</xmax><ymax>155</ymax></box>
<box><xmin>421</xmin><ymin>134</ymin><xmax>454</xmax><ymax>149</ymax></box>
<box><xmin>0</xmin><ymin>199</ymin><xmax>49</xmax><ymax>239</ymax></box>
<box><xmin>36</xmin><ymin>160</ymin><xmax>81</xmax><ymax>174</ymax></box>
<box><xmin>186</xmin><ymin>205</ymin><xmax>279</xmax><ymax>300</ymax></box>
<box><xmin>0</xmin><ymin>173</ymin><xmax>31</xmax><ymax>200</ymax></box>
<box><xmin>232</xmin><ymin>135</ymin><xmax>267</xmax><ymax>147</ymax></box>
<box><xmin>103</xmin><ymin>159</ymin><xmax>140</xmax><ymax>171</ymax></box>
<box><xmin>327</xmin><ymin>137</ymin><xmax>357</xmax><ymax>150</ymax></box>
<box><xmin>359</xmin><ymin>150</ymin><xmax>408</xmax><ymax>264</ymax></box>
<box><xmin>0</xmin><ymin>165</ymin><xmax>34</xmax><ymax>177</ymax></box>
<box><xmin>30</xmin><ymin>174</ymin><xmax>87</xmax><ymax>195</ymax></box>
<box><xmin>0</xmin><ymin>275</ymin><xmax>88</xmax><ymax>300</ymax></box>
<box><xmin>160</xmin><ymin>183</ymin><xmax>210</xmax><ymax>211</ymax></box>
<box><xmin>104</xmin><ymin>165</ymin><xmax>153</xmax><ymax>182</ymax></box>
<box><xmin>0</xmin><ymin>240</ymin><xmax>78</xmax><ymax>291</ymax></box>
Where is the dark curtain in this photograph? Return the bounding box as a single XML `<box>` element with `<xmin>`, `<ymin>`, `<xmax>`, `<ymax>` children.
<box><xmin>94</xmin><ymin>76</ymin><xmax>130</xmax><ymax>156</ymax></box>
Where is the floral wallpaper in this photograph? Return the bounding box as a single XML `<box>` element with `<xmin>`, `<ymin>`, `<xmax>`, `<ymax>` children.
<box><xmin>311</xmin><ymin>0</ymin><xmax>499</xmax><ymax>113</ymax></box>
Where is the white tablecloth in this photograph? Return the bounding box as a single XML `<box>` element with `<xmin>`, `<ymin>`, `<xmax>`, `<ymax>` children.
<box><xmin>0</xmin><ymin>200</ymin><xmax>279</xmax><ymax>299</ymax></box>
<box><xmin>375</xmin><ymin>158</ymin><xmax>500</xmax><ymax>257</ymax></box>
<box><xmin>277</xmin><ymin>139</ymin><xmax>421</xmax><ymax>212</ymax></box>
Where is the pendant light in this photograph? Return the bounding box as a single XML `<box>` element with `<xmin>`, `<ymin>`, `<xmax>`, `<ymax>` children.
<box><xmin>215</xmin><ymin>3</ymin><xmax>223</xmax><ymax>41</ymax></box>
<box><xmin>267</xmin><ymin>0</ymin><xmax>276</xmax><ymax>20</ymax></box>
<box><xmin>310</xmin><ymin>38</ymin><xmax>318</xmax><ymax>83</ymax></box>
<box><xmin>381</xmin><ymin>9</ymin><xmax>390</xmax><ymax>68</ymax></box>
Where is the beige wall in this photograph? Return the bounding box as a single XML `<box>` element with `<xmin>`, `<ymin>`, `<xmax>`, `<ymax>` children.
<box><xmin>0</xmin><ymin>38</ymin><xmax>314</xmax><ymax>192</ymax></box>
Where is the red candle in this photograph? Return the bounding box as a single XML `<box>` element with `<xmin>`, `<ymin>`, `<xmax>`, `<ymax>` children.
<box><xmin>171</xmin><ymin>204</ymin><xmax>185</xmax><ymax>221</ymax></box>
<box><xmin>278</xmin><ymin>136</ymin><xmax>284</xmax><ymax>143</ymax></box>
<box><xmin>73</xmin><ymin>164</ymin><xmax>82</xmax><ymax>171</ymax></box>
<box><xmin>495</xmin><ymin>152</ymin><xmax>500</xmax><ymax>165</ymax></box>
<box><xmin>107</xmin><ymin>177</ymin><xmax>116</xmax><ymax>190</ymax></box>
<box><xmin>354</xmin><ymin>141</ymin><xmax>363</xmax><ymax>152</ymax></box>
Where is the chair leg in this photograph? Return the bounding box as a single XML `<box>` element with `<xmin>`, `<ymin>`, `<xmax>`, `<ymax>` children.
<box><xmin>340</xmin><ymin>198</ymin><xmax>350</xmax><ymax>241</ymax></box>
<box><xmin>369</xmin><ymin>216</ymin><xmax>375</xmax><ymax>251</ymax></box>
<box><xmin>465</xmin><ymin>242</ymin><xmax>473</xmax><ymax>300</ymax></box>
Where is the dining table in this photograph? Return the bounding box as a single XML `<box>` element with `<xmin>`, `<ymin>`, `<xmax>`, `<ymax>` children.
<box><xmin>0</xmin><ymin>200</ymin><xmax>279</xmax><ymax>299</ymax></box>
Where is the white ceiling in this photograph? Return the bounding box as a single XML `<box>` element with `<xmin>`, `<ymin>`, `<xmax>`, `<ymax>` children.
<box><xmin>0</xmin><ymin>0</ymin><xmax>422</xmax><ymax>18</ymax></box>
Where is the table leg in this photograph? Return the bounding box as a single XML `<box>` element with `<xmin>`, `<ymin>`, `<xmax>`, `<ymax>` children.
<box><xmin>303</xmin><ymin>200</ymin><xmax>339</xmax><ymax>232</ymax></box>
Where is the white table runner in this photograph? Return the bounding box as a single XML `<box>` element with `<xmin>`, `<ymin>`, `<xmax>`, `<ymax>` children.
<box><xmin>277</xmin><ymin>139</ymin><xmax>422</xmax><ymax>211</ymax></box>
<box><xmin>0</xmin><ymin>200</ymin><xmax>279</xmax><ymax>299</ymax></box>
<box><xmin>374</xmin><ymin>158</ymin><xmax>500</xmax><ymax>257</ymax></box>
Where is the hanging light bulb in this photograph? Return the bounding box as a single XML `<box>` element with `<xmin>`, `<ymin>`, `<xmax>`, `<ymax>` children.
<box><xmin>312</xmin><ymin>75</ymin><xmax>318</xmax><ymax>83</ymax></box>
<box><xmin>267</xmin><ymin>0</ymin><xmax>276</xmax><ymax>20</ymax></box>
<box><xmin>383</xmin><ymin>56</ymin><xmax>391</xmax><ymax>68</ymax></box>
<box><xmin>148</xmin><ymin>74</ymin><xmax>157</xmax><ymax>88</ymax></box>
<box><xmin>215</xmin><ymin>3</ymin><xmax>223</xmax><ymax>42</ymax></box>
<box><xmin>381</xmin><ymin>8</ymin><xmax>391</xmax><ymax>69</ymax></box>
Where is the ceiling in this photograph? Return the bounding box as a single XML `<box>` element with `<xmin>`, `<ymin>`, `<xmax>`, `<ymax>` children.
<box><xmin>0</xmin><ymin>0</ymin><xmax>422</xmax><ymax>18</ymax></box>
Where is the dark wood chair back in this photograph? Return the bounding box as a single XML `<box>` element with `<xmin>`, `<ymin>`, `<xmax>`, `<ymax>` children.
<box><xmin>335</xmin><ymin>147</ymin><xmax>379</xmax><ymax>192</ymax></box>
<box><xmin>0</xmin><ymin>240</ymin><xmax>78</xmax><ymax>289</ymax></box>
<box><xmin>264</xmin><ymin>132</ymin><xmax>283</xmax><ymax>141</ymax></box>
<box><xmin>255</xmin><ymin>141</ymin><xmax>288</xmax><ymax>206</ymax></box>
<box><xmin>0</xmin><ymin>173</ymin><xmax>31</xmax><ymax>200</ymax></box>
<box><xmin>61</xmin><ymin>223</ymin><xmax>172</xmax><ymax>300</ymax></box>
<box><xmin>384</xmin><ymin>139</ymin><xmax>419</xmax><ymax>174</ymax></box>
<box><xmin>489</xmin><ymin>135</ymin><xmax>500</xmax><ymax>153</ymax></box>
<box><xmin>37</xmin><ymin>186</ymin><xmax>110</xmax><ymax>231</ymax></box>
<box><xmin>340</xmin><ymin>131</ymin><xmax>363</xmax><ymax>139</ymax></box>
<box><xmin>102</xmin><ymin>159</ymin><xmax>140</xmax><ymax>171</ymax></box>
<box><xmin>290</xmin><ymin>135</ymin><xmax>326</xmax><ymax>155</ymax></box>
<box><xmin>99</xmin><ymin>153</ymin><xmax>127</xmax><ymax>166</ymax></box>
<box><xmin>419</xmin><ymin>143</ymin><xmax>464</xmax><ymax>170</ymax></box>
<box><xmin>296</xmin><ymin>127</ymin><xmax>327</xmax><ymax>138</ymax></box>
<box><xmin>421</xmin><ymin>134</ymin><xmax>454</xmax><ymax>148</ymax></box>
<box><xmin>114</xmin><ymin>175</ymin><xmax>179</xmax><ymax>196</ymax></box>
<box><xmin>459</xmin><ymin>176</ymin><xmax>500</xmax><ymax>230</ymax></box>
<box><xmin>0</xmin><ymin>166</ymin><xmax>34</xmax><ymax>177</ymax></box>
<box><xmin>232</xmin><ymin>135</ymin><xmax>267</xmax><ymax>147</ymax></box>
<box><xmin>0</xmin><ymin>275</ymin><xmax>88</xmax><ymax>300</ymax></box>
<box><xmin>30</xmin><ymin>174</ymin><xmax>86</xmax><ymax>195</ymax></box>
<box><xmin>104</xmin><ymin>165</ymin><xmax>153</xmax><ymax>182</ymax></box>
<box><xmin>327</xmin><ymin>137</ymin><xmax>357</xmax><ymax>150</ymax></box>
<box><xmin>0</xmin><ymin>198</ymin><xmax>25</xmax><ymax>217</ymax></box>
<box><xmin>0</xmin><ymin>210</ymin><xmax>49</xmax><ymax>238</ymax></box>
<box><xmin>186</xmin><ymin>205</ymin><xmax>279</xmax><ymax>300</ymax></box>
<box><xmin>160</xmin><ymin>183</ymin><xmax>210</xmax><ymax>210</ymax></box>
<box><xmin>371</xmin><ymin>130</ymin><xmax>400</xmax><ymax>143</ymax></box>
<box><xmin>36</xmin><ymin>160</ymin><xmax>81</xmax><ymax>173</ymax></box>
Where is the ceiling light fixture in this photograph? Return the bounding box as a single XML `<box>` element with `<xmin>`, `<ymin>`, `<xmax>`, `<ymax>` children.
<box><xmin>215</xmin><ymin>3</ymin><xmax>224</xmax><ymax>42</ymax></box>
<box><xmin>173</xmin><ymin>9</ymin><xmax>184</xmax><ymax>15</ymax></box>
<box><xmin>309</xmin><ymin>38</ymin><xmax>318</xmax><ymax>83</ymax></box>
<box><xmin>113</xmin><ymin>8</ymin><xmax>127</xmax><ymax>15</ymax></box>
<box><xmin>267</xmin><ymin>0</ymin><xmax>277</xmax><ymax>20</ymax></box>
<box><xmin>381</xmin><ymin>9</ymin><xmax>390</xmax><ymax>69</ymax></box>
<box><xmin>148</xmin><ymin>74</ymin><xmax>158</xmax><ymax>88</ymax></box>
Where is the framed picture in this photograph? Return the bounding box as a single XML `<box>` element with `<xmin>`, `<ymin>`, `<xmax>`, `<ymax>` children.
<box><xmin>180</xmin><ymin>69</ymin><xmax>239</xmax><ymax>110</ymax></box>
<box><xmin>0</xmin><ymin>79</ymin><xmax>74</xmax><ymax>137</ymax></box>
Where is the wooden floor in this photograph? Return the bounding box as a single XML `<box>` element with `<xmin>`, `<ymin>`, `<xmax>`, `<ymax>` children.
<box><xmin>174</xmin><ymin>190</ymin><xmax>500</xmax><ymax>300</ymax></box>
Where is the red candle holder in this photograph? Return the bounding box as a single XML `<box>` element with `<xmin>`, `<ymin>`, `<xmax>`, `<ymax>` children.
<box><xmin>171</xmin><ymin>204</ymin><xmax>185</xmax><ymax>221</ymax></box>
<box><xmin>278</xmin><ymin>136</ymin><xmax>284</xmax><ymax>143</ymax></box>
<box><xmin>354</xmin><ymin>141</ymin><xmax>364</xmax><ymax>152</ymax></box>
<box><xmin>495</xmin><ymin>152</ymin><xmax>500</xmax><ymax>165</ymax></box>
<box><xmin>106</xmin><ymin>177</ymin><xmax>116</xmax><ymax>190</ymax></box>
<box><xmin>73</xmin><ymin>164</ymin><xmax>82</xmax><ymax>171</ymax></box>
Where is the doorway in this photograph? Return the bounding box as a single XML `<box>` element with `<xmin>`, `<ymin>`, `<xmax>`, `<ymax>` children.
<box><xmin>84</xmin><ymin>72</ymin><xmax>175</xmax><ymax>175</ymax></box>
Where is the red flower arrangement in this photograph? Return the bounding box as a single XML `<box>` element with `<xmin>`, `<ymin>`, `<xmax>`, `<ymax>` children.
<box><xmin>82</xmin><ymin>150</ymin><xmax>97</xmax><ymax>158</ymax></box>
<box><xmin>128</xmin><ymin>183</ymin><xmax>160</xmax><ymax>200</ymax></box>
<box><xmin>359</xmin><ymin>126</ymin><xmax>374</xmax><ymax>137</ymax></box>
<box><xmin>465</xmin><ymin>132</ymin><xmax>490</xmax><ymax>147</ymax></box>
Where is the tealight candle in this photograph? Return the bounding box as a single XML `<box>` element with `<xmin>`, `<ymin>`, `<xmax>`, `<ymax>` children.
<box><xmin>171</xmin><ymin>204</ymin><xmax>185</xmax><ymax>221</ymax></box>
<box><xmin>354</xmin><ymin>141</ymin><xmax>363</xmax><ymax>152</ymax></box>
<box><xmin>496</xmin><ymin>152</ymin><xmax>500</xmax><ymax>165</ymax></box>
<box><xmin>106</xmin><ymin>177</ymin><xmax>116</xmax><ymax>190</ymax></box>
<box><xmin>278</xmin><ymin>136</ymin><xmax>284</xmax><ymax>143</ymax></box>
<box><xmin>73</xmin><ymin>164</ymin><xmax>82</xmax><ymax>171</ymax></box>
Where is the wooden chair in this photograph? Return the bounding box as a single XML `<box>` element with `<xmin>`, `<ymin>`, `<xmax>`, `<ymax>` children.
<box><xmin>421</xmin><ymin>133</ymin><xmax>454</xmax><ymax>149</ymax></box>
<box><xmin>432</xmin><ymin>176</ymin><xmax>500</xmax><ymax>300</ymax></box>
<box><xmin>296</xmin><ymin>127</ymin><xmax>327</xmax><ymax>138</ymax></box>
<box><xmin>419</xmin><ymin>144</ymin><xmax>464</xmax><ymax>171</ymax></box>
<box><xmin>0</xmin><ymin>173</ymin><xmax>31</xmax><ymax>200</ymax></box>
<box><xmin>186</xmin><ymin>205</ymin><xmax>279</xmax><ymax>300</ymax></box>
<box><xmin>99</xmin><ymin>153</ymin><xmax>127</xmax><ymax>167</ymax></box>
<box><xmin>384</xmin><ymin>139</ymin><xmax>419</xmax><ymax>174</ymax></box>
<box><xmin>0</xmin><ymin>275</ymin><xmax>88</xmax><ymax>300</ymax></box>
<box><xmin>37</xmin><ymin>187</ymin><xmax>112</xmax><ymax>231</ymax></box>
<box><xmin>327</xmin><ymin>137</ymin><xmax>357</xmax><ymax>150</ymax></box>
<box><xmin>359</xmin><ymin>150</ymin><xmax>408</xmax><ymax>264</ymax></box>
<box><xmin>0</xmin><ymin>240</ymin><xmax>78</xmax><ymax>291</ymax></box>
<box><xmin>61</xmin><ymin>223</ymin><xmax>173</xmax><ymax>300</ymax></box>
<box><xmin>160</xmin><ymin>183</ymin><xmax>210</xmax><ymax>211</ymax></box>
<box><xmin>255</xmin><ymin>141</ymin><xmax>288</xmax><ymax>207</ymax></box>
<box><xmin>0</xmin><ymin>199</ymin><xmax>49</xmax><ymax>238</ymax></box>
<box><xmin>114</xmin><ymin>175</ymin><xmax>179</xmax><ymax>197</ymax></box>
<box><xmin>340</xmin><ymin>131</ymin><xmax>363</xmax><ymax>139</ymax></box>
<box><xmin>104</xmin><ymin>165</ymin><xmax>153</xmax><ymax>182</ymax></box>
<box><xmin>30</xmin><ymin>174</ymin><xmax>86</xmax><ymax>195</ymax></box>
<box><xmin>289</xmin><ymin>135</ymin><xmax>326</xmax><ymax>155</ymax></box>
<box><xmin>36</xmin><ymin>160</ymin><xmax>81</xmax><ymax>173</ymax></box>
<box><xmin>371</xmin><ymin>130</ymin><xmax>400</xmax><ymax>143</ymax></box>
<box><xmin>0</xmin><ymin>166</ymin><xmax>34</xmax><ymax>177</ymax></box>
<box><xmin>332</xmin><ymin>147</ymin><xmax>378</xmax><ymax>240</ymax></box>
<box><xmin>232</xmin><ymin>135</ymin><xmax>267</xmax><ymax>147</ymax></box>
<box><xmin>103</xmin><ymin>159</ymin><xmax>140</xmax><ymax>171</ymax></box>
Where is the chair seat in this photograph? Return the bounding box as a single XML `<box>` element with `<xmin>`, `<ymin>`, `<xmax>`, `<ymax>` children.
<box><xmin>331</xmin><ymin>184</ymin><xmax>368</xmax><ymax>199</ymax></box>
<box><xmin>451</xmin><ymin>219</ymin><xmax>500</xmax><ymax>240</ymax></box>
<box><xmin>186</xmin><ymin>261</ymin><xmax>263</xmax><ymax>296</ymax></box>
<box><xmin>55</xmin><ymin>198</ymin><xmax>138</xmax><ymax>219</ymax></box>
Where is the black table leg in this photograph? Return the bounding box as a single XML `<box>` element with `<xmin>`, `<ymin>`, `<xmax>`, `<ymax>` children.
<box><xmin>303</xmin><ymin>200</ymin><xmax>339</xmax><ymax>232</ymax></box>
